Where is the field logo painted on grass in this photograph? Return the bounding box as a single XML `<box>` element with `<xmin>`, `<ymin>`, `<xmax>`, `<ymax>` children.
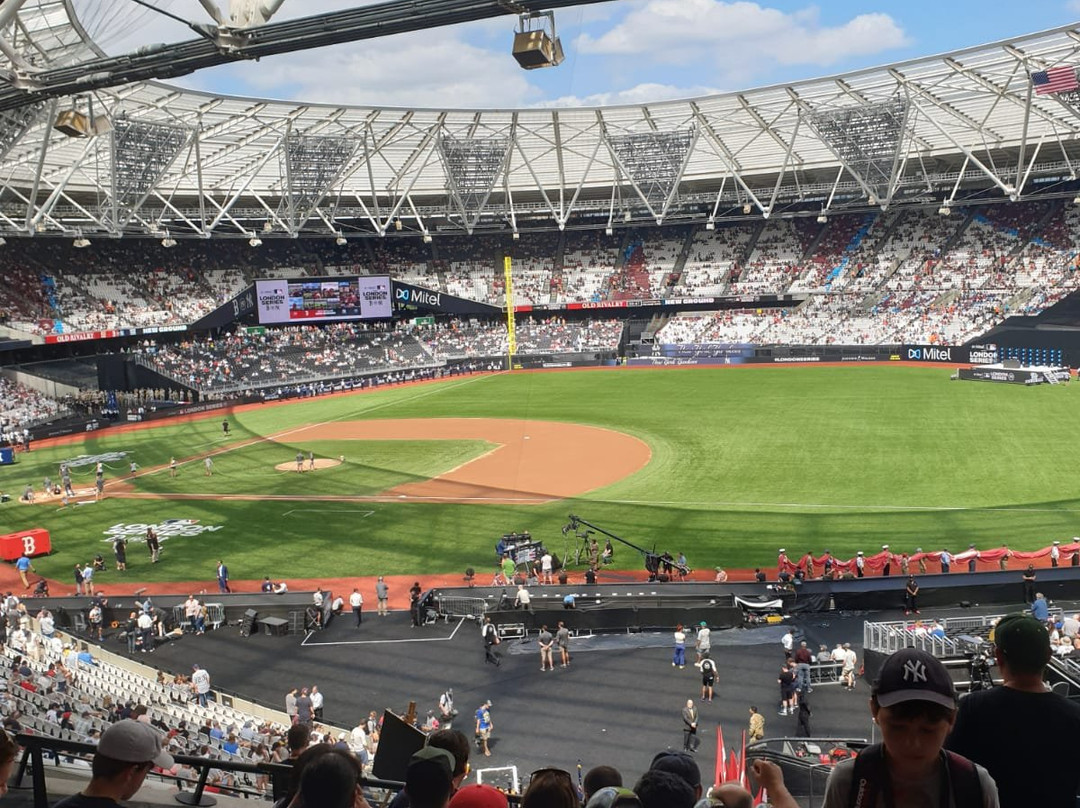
<box><xmin>65</xmin><ymin>451</ymin><xmax>129</xmax><ymax>469</ymax></box>
<box><xmin>102</xmin><ymin>518</ymin><xmax>223</xmax><ymax>544</ymax></box>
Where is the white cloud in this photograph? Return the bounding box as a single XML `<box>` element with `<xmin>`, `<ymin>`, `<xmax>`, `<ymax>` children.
<box><xmin>539</xmin><ymin>82</ymin><xmax>722</xmax><ymax>108</ymax></box>
<box><xmin>184</xmin><ymin>36</ymin><xmax>540</xmax><ymax>108</ymax></box>
<box><xmin>1068</xmin><ymin>0</ymin><xmax>1080</xmax><ymax>14</ymax></box>
<box><xmin>576</xmin><ymin>0</ymin><xmax>909</xmax><ymax>68</ymax></box>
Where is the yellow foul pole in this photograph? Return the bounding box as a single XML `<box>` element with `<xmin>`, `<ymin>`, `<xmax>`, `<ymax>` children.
<box><xmin>503</xmin><ymin>254</ymin><xmax>516</xmax><ymax>370</ymax></box>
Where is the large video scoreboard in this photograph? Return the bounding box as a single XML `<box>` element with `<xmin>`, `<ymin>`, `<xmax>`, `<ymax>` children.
<box><xmin>254</xmin><ymin>276</ymin><xmax>392</xmax><ymax>324</ymax></box>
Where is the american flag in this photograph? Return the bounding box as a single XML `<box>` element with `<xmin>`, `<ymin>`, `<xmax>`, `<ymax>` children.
<box><xmin>1031</xmin><ymin>66</ymin><xmax>1080</xmax><ymax>95</ymax></box>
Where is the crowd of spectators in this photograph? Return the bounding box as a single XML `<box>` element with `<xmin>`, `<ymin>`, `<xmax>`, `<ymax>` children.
<box><xmin>0</xmin><ymin>593</ymin><xmax>385</xmax><ymax>800</ymax></box>
<box><xmin>129</xmin><ymin>318</ymin><xmax>623</xmax><ymax>394</ymax></box>
<box><xmin>0</xmin><ymin>377</ymin><xmax>71</xmax><ymax>440</ymax></box>
<box><xmin>675</xmin><ymin>223</ymin><xmax>756</xmax><ymax>297</ymax></box>
<box><xmin>132</xmin><ymin>322</ymin><xmax>432</xmax><ymax>393</ymax></box>
<box><xmin>421</xmin><ymin>318</ymin><xmax>623</xmax><ymax>360</ymax></box>
<box><xmin>2</xmin><ymin>198</ymin><xmax>1080</xmax><ymax>351</ymax></box>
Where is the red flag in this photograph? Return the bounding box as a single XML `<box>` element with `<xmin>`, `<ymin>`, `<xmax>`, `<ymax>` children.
<box><xmin>715</xmin><ymin>724</ymin><xmax>726</xmax><ymax>788</ymax></box>
<box><xmin>739</xmin><ymin>730</ymin><xmax>748</xmax><ymax>788</ymax></box>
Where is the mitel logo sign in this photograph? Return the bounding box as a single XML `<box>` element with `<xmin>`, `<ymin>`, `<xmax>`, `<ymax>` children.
<box><xmin>102</xmin><ymin>519</ymin><xmax>223</xmax><ymax>544</ymax></box>
<box><xmin>395</xmin><ymin>285</ymin><xmax>442</xmax><ymax>308</ymax></box>
<box><xmin>905</xmin><ymin>345</ymin><xmax>954</xmax><ymax>362</ymax></box>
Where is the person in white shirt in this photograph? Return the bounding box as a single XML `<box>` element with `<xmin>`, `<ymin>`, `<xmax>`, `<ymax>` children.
<box><xmin>841</xmin><ymin>644</ymin><xmax>858</xmax><ymax>691</ymax></box>
<box><xmin>191</xmin><ymin>663</ymin><xmax>211</xmax><ymax>707</ymax></box>
<box><xmin>137</xmin><ymin>611</ymin><xmax>154</xmax><ymax>652</ymax></box>
<box><xmin>349</xmin><ymin>588</ymin><xmax>363</xmax><ymax>627</ymax></box>
<box><xmin>184</xmin><ymin>595</ymin><xmax>200</xmax><ymax>633</ymax></box>
<box><xmin>350</xmin><ymin>722</ymin><xmax>367</xmax><ymax>753</ymax></box>
<box><xmin>540</xmin><ymin>552</ymin><xmax>553</xmax><ymax>584</ymax></box>
<box><xmin>310</xmin><ymin>685</ymin><xmax>324</xmax><ymax>719</ymax></box>
<box><xmin>514</xmin><ymin>584</ymin><xmax>532</xmax><ymax>613</ymax></box>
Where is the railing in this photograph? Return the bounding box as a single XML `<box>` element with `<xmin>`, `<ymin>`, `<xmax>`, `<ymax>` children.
<box><xmin>746</xmin><ymin>736</ymin><xmax>870</xmax><ymax>808</ymax></box>
<box><xmin>863</xmin><ymin>615</ymin><xmax>997</xmax><ymax>655</ymax></box>
<box><xmin>15</xmin><ymin>733</ymin><xmax>269</xmax><ymax>808</ymax></box>
<box><xmin>863</xmin><ymin>609</ymin><xmax>1064</xmax><ymax>657</ymax></box>
<box><xmin>13</xmin><ymin>733</ymin><xmax>511</xmax><ymax>808</ymax></box>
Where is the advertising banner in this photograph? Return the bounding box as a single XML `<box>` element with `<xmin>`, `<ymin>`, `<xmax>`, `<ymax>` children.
<box><xmin>900</xmin><ymin>344</ymin><xmax>971</xmax><ymax>363</ymax></box>
<box><xmin>392</xmin><ymin>281</ymin><xmax>501</xmax><ymax>316</ymax></box>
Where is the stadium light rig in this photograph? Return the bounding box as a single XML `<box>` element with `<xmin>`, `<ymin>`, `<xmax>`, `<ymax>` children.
<box><xmin>248</xmin><ymin>235</ymin><xmax>263</xmax><ymax>247</ymax></box>
<box><xmin>161</xmin><ymin>235</ymin><xmax>177</xmax><ymax>248</ymax></box>
<box><xmin>335</xmin><ymin>234</ymin><xmax>347</xmax><ymax>246</ymax></box>
<box><xmin>937</xmin><ymin>200</ymin><xmax>952</xmax><ymax>216</ymax></box>
<box><xmin>72</xmin><ymin>235</ymin><xmax>90</xmax><ymax>248</ymax></box>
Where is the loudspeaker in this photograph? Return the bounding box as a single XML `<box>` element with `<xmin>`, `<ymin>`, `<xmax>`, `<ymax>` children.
<box><xmin>240</xmin><ymin>609</ymin><xmax>258</xmax><ymax>637</ymax></box>
<box><xmin>54</xmin><ymin>110</ymin><xmax>91</xmax><ymax>137</ymax></box>
<box><xmin>512</xmin><ymin>30</ymin><xmax>564</xmax><ymax>69</ymax></box>
<box><xmin>372</xmin><ymin>710</ymin><xmax>426</xmax><ymax>782</ymax></box>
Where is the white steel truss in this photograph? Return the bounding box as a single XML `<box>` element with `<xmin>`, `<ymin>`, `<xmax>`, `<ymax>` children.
<box><xmin>436</xmin><ymin>133</ymin><xmax>510</xmax><ymax>233</ymax></box>
<box><xmin>0</xmin><ymin>2</ymin><xmax>1079</xmax><ymax>239</ymax></box>
<box><xmin>805</xmin><ymin>98</ymin><xmax>909</xmax><ymax>205</ymax></box>
<box><xmin>110</xmin><ymin>117</ymin><xmax>191</xmax><ymax>229</ymax></box>
<box><xmin>279</xmin><ymin>132</ymin><xmax>357</xmax><ymax>234</ymax></box>
<box><xmin>606</xmin><ymin>127</ymin><xmax>697</xmax><ymax>223</ymax></box>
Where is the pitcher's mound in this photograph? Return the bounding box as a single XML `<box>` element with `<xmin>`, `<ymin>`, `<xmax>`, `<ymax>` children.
<box><xmin>274</xmin><ymin>458</ymin><xmax>343</xmax><ymax>472</ymax></box>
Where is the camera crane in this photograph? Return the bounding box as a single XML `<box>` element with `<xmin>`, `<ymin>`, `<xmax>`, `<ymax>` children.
<box><xmin>561</xmin><ymin>514</ymin><xmax>690</xmax><ymax>577</ymax></box>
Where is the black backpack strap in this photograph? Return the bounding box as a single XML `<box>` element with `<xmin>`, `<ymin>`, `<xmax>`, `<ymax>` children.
<box><xmin>944</xmin><ymin>751</ymin><xmax>983</xmax><ymax>808</ymax></box>
<box><xmin>848</xmin><ymin>743</ymin><xmax>885</xmax><ymax>808</ymax></box>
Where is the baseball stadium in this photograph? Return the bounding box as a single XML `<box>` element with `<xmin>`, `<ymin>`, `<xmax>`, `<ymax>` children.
<box><xmin>1</xmin><ymin>1</ymin><xmax>1080</xmax><ymax>806</ymax></box>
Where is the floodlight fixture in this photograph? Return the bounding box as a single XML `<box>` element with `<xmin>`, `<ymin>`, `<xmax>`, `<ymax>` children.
<box><xmin>742</xmin><ymin>203</ymin><xmax>752</xmax><ymax>215</ymax></box>
<box><xmin>394</xmin><ymin>218</ymin><xmax>403</xmax><ymax>231</ymax></box>
<box><xmin>72</xmin><ymin>236</ymin><xmax>90</xmax><ymax>248</ymax></box>
<box><xmin>512</xmin><ymin>231</ymin><xmax>519</xmax><ymax>240</ymax></box>
<box><xmin>937</xmin><ymin>200</ymin><xmax>952</xmax><ymax>216</ymax></box>
<box><xmin>262</xmin><ymin>221</ymin><xmax>273</xmax><ymax>233</ymax></box>
<box><xmin>335</xmin><ymin>234</ymin><xmax>347</xmax><ymax>246</ymax></box>
<box><xmin>623</xmin><ymin>210</ymin><xmax>631</xmax><ymax>222</ymax></box>
<box><xmin>1072</xmin><ymin>194</ymin><xmax>1080</xmax><ymax>205</ymax></box>
<box><xmin>0</xmin><ymin>237</ymin><xmax>7</xmax><ymax>246</ymax></box>
<box><xmin>704</xmin><ymin>220</ymin><xmax>715</xmax><ymax>230</ymax></box>
<box><xmin>816</xmin><ymin>211</ymin><xmax>828</xmax><ymax>224</ymax></box>
<box><xmin>422</xmin><ymin>233</ymin><xmax>432</xmax><ymax>244</ymax></box>
<box><xmin>249</xmin><ymin>235</ymin><xmax>263</xmax><ymax>247</ymax></box>
<box><xmin>605</xmin><ymin>227</ymin><xmax>613</xmax><ymax>236</ymax></box>
<box><xmin>161</xmin><ymin>236</ymin><xmax>177</xmax><ymax>248</ymax></box>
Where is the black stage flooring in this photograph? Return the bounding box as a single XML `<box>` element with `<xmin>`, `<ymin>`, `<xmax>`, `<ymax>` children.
<box><xmin>138</xmin><ymin>607</ymin><xmax>889</xmax><ymax>785</ymax></box>
<box><xmin>129</xmin><ymin>593</ymin><xmax>1078</xmax><ymax>790</ymax></box>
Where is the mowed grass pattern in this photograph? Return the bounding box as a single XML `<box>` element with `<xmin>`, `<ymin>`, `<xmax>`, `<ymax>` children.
<box><xmin>3</xmin><ymin>365</ymin><xmax>1079</xmax><ymax>584</ymax></box>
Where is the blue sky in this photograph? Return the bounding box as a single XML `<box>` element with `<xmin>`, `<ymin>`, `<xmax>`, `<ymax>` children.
<box><xmin>97</xmin><ymin>0</ymin><xmax>1080</xmax><ymax>107</ymax></box>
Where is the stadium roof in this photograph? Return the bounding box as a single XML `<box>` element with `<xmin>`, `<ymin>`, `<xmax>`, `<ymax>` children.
<box><xmin>3</xmin><ymin>0</ymin><xmax>1080</xmax><ymax>240</ymax></box>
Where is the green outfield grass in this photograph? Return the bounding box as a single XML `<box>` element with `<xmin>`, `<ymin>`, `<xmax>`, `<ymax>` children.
<box><xmin>2</xmin><ymin>365</ymin><xmax>1079</xmax><ymax>584</ymax></box>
